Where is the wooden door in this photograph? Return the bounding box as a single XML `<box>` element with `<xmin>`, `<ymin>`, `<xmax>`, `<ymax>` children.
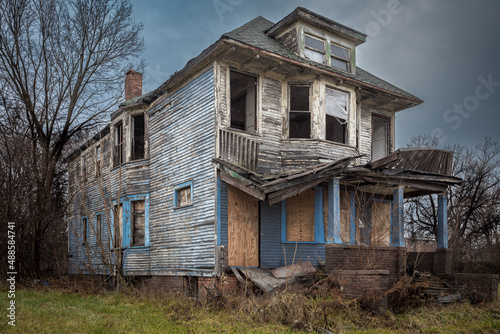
<box><xmin>228</xmin><ymin>185</ymin><xmax>259</xmax><ymax>267</ymax></box>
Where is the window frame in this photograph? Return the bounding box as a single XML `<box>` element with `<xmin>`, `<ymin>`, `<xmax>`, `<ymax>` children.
<box><xmin>131</xmin><ymin>113</ymin><xmax>146</xmax><ymax>161</ymax></box>
<box><xmin>371</xmin><ymin>114</ymin><xmax>391</xmax><ymax>161</ymax></box>
<box><xmin>111</xmin><ymin>194</ymin><xmax>150</xmax><ymax>249</ymax></box>
<box><xmin>329</xmin><ymin>42</ymin><xmax>351</xmax><ymax>72</ymax></box>
<box><xmin>113</xmin><ymin>121</ymin><xmax>124</xmax><ymax>167</ymax></box>
<box><xmin>95</xmin><ymin>145</ymin><xmax>101</xmax><ymax>177</ymax></box>
<box><xmin>325</xmin><ymin>86</ymin><xmax>349</xmax><ymax>144</ymax></box>
<box><xmin>229</xmin><ymin>69</ymin><xmax>258</xmax><ymax>133</ymax></box>
<box><xmin>281</xmin><ymin>186</ymin><xmax>325</xmax><ymax>244</ymax></box>
<box><xmin>288</xmin><ymin>83</ymin><xmax>312</xmax><ymax>139</ymax></box>
<box><xmin>304</xmin><ymin>33</ymin><xmax>326</xmax><ymax>64</ymax></box>
<box><xmin>130</xmin><ymin>199</ymin><xmax>146</xmax><ymax>247</ymax></box>
<box><xmin>95</xmin><ymin>212</ymin><xmax>102</xmax><ymax>245</ymax></box>
<box><xmin>173</xmin><ymin>180</ymin><xmax>194</xmax><ymax>209</ymax></box>
<box><xmin>81</xmin><ymin>216</ymin><xmax>88</xmax><ymax>245</ymax></box>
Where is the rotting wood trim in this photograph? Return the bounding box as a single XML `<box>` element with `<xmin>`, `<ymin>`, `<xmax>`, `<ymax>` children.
<box><xmin>219</xmin><ymin>170</ymin><xmax>265</xmax><ymax>201</ymax></box>
<box><xmin>268</xmin><ymin>176</ymin><xmax>330</xmax><ymax>205</ymax></box>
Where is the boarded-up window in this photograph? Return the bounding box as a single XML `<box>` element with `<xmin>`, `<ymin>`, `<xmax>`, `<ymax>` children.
<box><xmin>131</xmin><ymin>200</ymin><xmax>145</xmax><ymax>246</ymax></box>
<box><xmin>326</xmin><ymin>88</ymin><xmax>348</xmax><ymax>144</ymax></box>
<box><xmin>322</xmin><ymin>188</ymin><xmax>351</xmax><ymax>243</ymax></box>
<box><xmin>304</xmin><ymin>34</ymin><xmax>325</xmax><ymax>64</ymax></box>
<box><xmin>132</xmin><ymin>113</ymin><xmax>145</xmax><ymax>160</ymax></box>
<box><xmin>230</xmin><ymin>71</ymin><xmax>256</xmax><ymax>133</ymax></box>
<box><xmin>371</xmin><ymin>201</ymin><xmax>391</xmax><ymax>246</ymax></box>
<box><xmin>289</xmin><ymin>85</ymin><xmax>311</xmax><ymax>138</ymax></box>
<box><xmin>113</xmin><ymin>203</ymin><xmax>123</xmax><ymax>248</ymax></box>
<box><xmin>287</xmin><ymin>189</ymin><xmax>315</xmax><ymax>242</ymax></box>
<box><xmin>82</xmin><ymin>217</ymin><xmax>88</xmax><ymax>245</ymax></box>
<box><xmin>113</xmin><ymin>122</ymin><xmax>124</xmax><ymax>167</ymax></box>
<box><xmin>96</xmin><ymin>213</ymin><xmax>102</xmax><ymax>244</ymax></box>
<box><xmin>175</xmin><ymin>184</ymin><xmax>192</xmax><ymax>207</ymax></box>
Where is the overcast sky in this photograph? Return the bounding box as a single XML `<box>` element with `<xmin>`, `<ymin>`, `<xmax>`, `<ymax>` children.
<box><xmin>130</xmin><ymin>0</ymin><xmax>500</xmax><ymax>148</ymax></box>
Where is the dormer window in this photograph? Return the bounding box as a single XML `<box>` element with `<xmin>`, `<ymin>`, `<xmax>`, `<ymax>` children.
<box><xmin>330</xmin><ymin>43</ymin><xmax>350</xmax><ymax>71</ymax></box>
<box><xmin>304</xmin><ymin>34</ymin><xmax>326</xmax><ymax>64</ymax></box>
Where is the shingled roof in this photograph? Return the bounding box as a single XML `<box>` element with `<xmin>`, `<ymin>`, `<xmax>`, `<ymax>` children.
<box><xmin>223</xmin><ymin>16</ymin><xmax>420</xmax><ymax>101</ymax></box>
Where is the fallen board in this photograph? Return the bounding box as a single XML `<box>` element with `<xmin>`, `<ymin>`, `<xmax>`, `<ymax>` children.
<box><xmin>233</xmin><ymin>267</ymin><xmax>287</xmax><ymax>293</ymax></box>
<box><xmin>271</xmin><ymin>261</ymin><xmax>317</xmax><ymax>279</ymax></box>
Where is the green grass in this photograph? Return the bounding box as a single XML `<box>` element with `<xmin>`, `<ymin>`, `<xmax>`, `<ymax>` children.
<box><xmin>1</xmin><ymin>287</ymin><xmax>499</xmax><ymax>333</ymax></box>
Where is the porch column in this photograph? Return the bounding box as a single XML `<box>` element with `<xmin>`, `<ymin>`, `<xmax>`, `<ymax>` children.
<box><xmin>391</xmin><ymin>187</ymin><xmax>405</xmax><ymax>247</ymax></box>
<box><xmin>327</xmin><ymin>178</ymin><xmax>341</xmax><ymax>244</ymax></box>
<box><xmin>437</xmin><ymin>193</ymin><xmax>448</xmax><ymax>249</ymax></box>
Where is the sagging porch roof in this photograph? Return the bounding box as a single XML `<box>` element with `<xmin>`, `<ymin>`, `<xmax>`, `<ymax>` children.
<box><xmin>213</xmin><ymin>149</ymin><xmax>462</xmax><ymax>204</ymax></box>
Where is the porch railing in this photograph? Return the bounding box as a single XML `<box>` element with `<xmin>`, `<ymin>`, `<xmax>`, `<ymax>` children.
<box><xmin>218</xmin><ymin>128</ymin><xmax>259</xmax><ymax>172</ymax></box>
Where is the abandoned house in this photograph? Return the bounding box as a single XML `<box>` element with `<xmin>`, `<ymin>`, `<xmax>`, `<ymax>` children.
<box><xmin>67</xmin><ymin>7</ymin><xmax>481</xmax><ymax>298</ymax></box>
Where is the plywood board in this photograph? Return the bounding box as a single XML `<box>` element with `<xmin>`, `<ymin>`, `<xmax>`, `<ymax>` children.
<box><xmin>340</xmin><ymin>190</ymin><xmax>351</xmax><ymax>243</ymax></box>
<box><xmin>271</xmin><ymin>261</ymin><xmax>317</xmax><ymax>279</ymax></box>
<box><xmin>228</xmin><ymin>185</ymin><xmax>259</xmax><ymax>267</ymax></box>
<box><xmin>286</xmin><ymin>189</ymin><xmax>315</xmax><ymax>242</ymax></box>
<box><xmin>371</xmin><ymin>201</ymin><xmax>391</xmax><ymax>246</ymax></box>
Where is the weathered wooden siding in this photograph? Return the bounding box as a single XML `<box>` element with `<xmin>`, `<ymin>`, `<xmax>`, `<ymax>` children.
<box><xmin>148</xmin><ymin>67</ymin><xmax>216</xmax><ymax>276</ymax></box>
<box><xmin>260</xmin><ymin>201</ymin><xmax>325</xmax><ymax>268</ymax></box>
<box><xmin>360</xmin><ymin>105</ymin><xmax>395</xmax><ymax>162</ymax></box>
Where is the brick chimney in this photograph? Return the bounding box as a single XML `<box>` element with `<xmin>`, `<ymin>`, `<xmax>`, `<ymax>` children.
<box><xmin>125</xmin><ymin>69</ymin><xmax>143</xmax><ymax>101</ymax></box>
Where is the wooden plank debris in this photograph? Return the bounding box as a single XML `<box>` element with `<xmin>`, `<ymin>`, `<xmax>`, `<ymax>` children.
<box><xmin>271</xmin><ymin>261</ymin><xmax>317</xmax><ymax>279</ymax></box>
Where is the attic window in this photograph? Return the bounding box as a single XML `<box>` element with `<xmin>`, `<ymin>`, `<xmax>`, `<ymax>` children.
<box><xmin>230</xmin><ymin>71</ymin><xmax>257</xmax><ymax>133</ymax></box>
<box><xmin>330</xmin><ymin>43</ymin><xmax>350</xmax><ymax>71</ymax></box>
<box><xmin>289</xmin><ymin>85</ymin><xmax>311</xmax><ymax>138</ymax></box>
<box><xmin>304</xmin><ymin>34</ymin><xmax>326</xmax><ymax>64</ymax></box>
<box><xmin>325</xmin><ymin>87</ymin><xmax>348</xmax><ymax>144</ymax></box>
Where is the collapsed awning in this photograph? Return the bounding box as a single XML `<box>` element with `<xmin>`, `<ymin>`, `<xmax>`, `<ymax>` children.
<box><xmin>213</xmin><ymin>149</ymin><xmax>462</xmax><ymax>204</ymax></box>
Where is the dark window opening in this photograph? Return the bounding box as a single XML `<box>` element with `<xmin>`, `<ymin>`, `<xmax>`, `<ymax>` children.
<box><xmin>132</xmin><ymin>114</ymin><xmax>145</xmax><ymax>160</ymax></box>
<box><xmin>230</xmin><ymin>71</ymin><xmax>257</xmax><ymax>132</ymax></box>
<box><xmin>326</xmin><ymin>115</ymin><xmax>346</xmax><ymax>143</ymax></box>
<box><xmin>113</xmin><ymin>122</ymin><xmax>124</xmax><ymax>167</ymax></box>
<box><xmin>289</xmin><ymin>85</ymin><xmax>311</xmax><ymax>138</ymax></box>
<box><xmin>372</xmin><ymin>116</ymin><xmax>390</xmax><ymax>161</ymax></box>
<box><xmin>96</xmin><ymin>213</ymin><xmax>102</xmax><ymax>244</ymax></box>
<box><xmin>113</xmin><ymin>203</ymin><xmax>123</xmax><ymax>248</ymax></box>
<box><xmin>81</xmin><ymin>155</ymin><xmax>87</xmax><ymax>183</ymax></box>
<box><xmin>131</xmin><ymin>200</ymin><xmax>145</xmax><ymax>246</ymax></box>
<box><xmin>82</xmin><ymin>217</ymin><xmax>88</xmax><ymax>245</ymax></box>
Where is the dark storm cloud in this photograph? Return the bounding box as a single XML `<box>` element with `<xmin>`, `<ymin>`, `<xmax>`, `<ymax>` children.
<box><xmin>131</xmin><ymin>0</ymin><xmax>500</xmax><ymax>147</ymax></box>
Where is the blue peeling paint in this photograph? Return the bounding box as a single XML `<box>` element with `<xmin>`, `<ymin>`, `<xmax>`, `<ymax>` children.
<box><xmin>349</xmin><ymin>191</ymin><xmax>356</xmax><ymax>244</ymax></box>
<box><xmin>391</xmin><ymin>187</ymin><xmax>405</xmax><ymax>247</ymax></box>
<box><xmin>437</xmin><ymin>193</ymin><xmax>448</xmax><ymax>249</ymax></box>
<box><xmin>327</xmin><ymin>178</ymin><xmax>341</xmax><ymax>244</ymax></box>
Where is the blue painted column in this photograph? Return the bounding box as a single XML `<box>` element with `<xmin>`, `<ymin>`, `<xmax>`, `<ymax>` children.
<box><xmin>349</xmin><ymin>191</ymin><xmax>356</xmax><ymax>244</ymax></box>
<box><xmin>437</xmin><ymin>193</ymin><xmax>448</xmax><ymax>249</ymax></box>
<box><xmin>327</xmin><ymin>178</ymin><xmax>342</xmax><ymax>244</ymax></box>
<box><xmin>391</xmin><ymin>187</ymin><xmax>405</xmax><ymax>247</ymax></box>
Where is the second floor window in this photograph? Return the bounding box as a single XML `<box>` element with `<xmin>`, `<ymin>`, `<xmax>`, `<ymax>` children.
<box><xmin>95</xmin><ymin>145</ymin><xmax>101</xmax><ymax>177</ymax></box>
<box><xmin>81</xmin><ymin>155</ymin><xmax>87</xmax><ymax>183</ymax></box>
<box><xmin>230</xmin><ymin>71</ymin><xmax>257</xmax><ymax>133</ymax></box>
<box><xmin>326</xmin><ymin>87</ymin><xmax>348</xmax><ymax>144</ymax></box>
<box><xmin>132</xmin><ymin>113</ymin><xmax>145</xmax><ymax>160</ymax></box>
<box><xmin>304</xmin><ymin>34</ymin><xmax>326</xmax><ymax>64</ymax></box>
<box><xmin>113</xmin><ymin>121</ymin><xmax>124</xmax><ymax>167</ymax></box>
<box><xmin>289</xmin><ymin>85</ymin><xmax>311</xmax><ymax>138</ymax></box>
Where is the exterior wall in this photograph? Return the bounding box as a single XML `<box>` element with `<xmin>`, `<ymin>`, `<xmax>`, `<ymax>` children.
<box><xmin>148</xmin><ymin>66</ymin><xmax>216</xmax><ymax>277</ymax></box>
<box><xmin>338</xmin><ymin>270</ymin><xmax>389</xmax><ymax>310</ymax></box>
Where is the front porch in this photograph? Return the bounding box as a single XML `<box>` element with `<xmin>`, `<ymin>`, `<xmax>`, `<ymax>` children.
<box><xmin>214</xmin><ymin>148</ymin><xmax>461</xmax><ymax>275</ymax></box>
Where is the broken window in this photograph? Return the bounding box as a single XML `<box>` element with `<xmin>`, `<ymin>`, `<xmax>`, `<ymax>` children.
<box><xmin>96</xmin><ymin>213</ymin><xmax>102</xmax><ymax>244</ymax></box>
<box><xmin>289</xmin><ymin>85</ymin><xmax>311</xmax><ymax>138</ymax></box>
<box><xmin>113</xmin><ymin>121</ymin><xmax>124</xmax><ymax>167</ymax></box>
<box><xmin>230</xmin><ymin>71</ymin><xmax>257</xmax><ymax>132</ymax></box>
<box><xmin>131</xmin><ymin>200</ymin><xmax>145</xmax><ymax>246</ymax></box>
<box><xmin>82</xmin><ymin>216</ymin><xmax>88</xmax><ymax>245</ymax></box>
<box><xmin>304</xmin><ymin>34</ymin><xmax>326</xmax><ymax>64</ymax></box>
<box><xmin>175</xmin><ymin>184</ymin><xmax>192</xmax><ymax>208</ymax></box>
<box><xmin>95</xmin><ymin>145</ymin><xmax>101</xmax><ymax>177</ymax></box>
<box><xmin>113</xmin><ymin>203</ymin><xmax>123</xmax><ymax>248</ymax></box>
<box><xmin>372</xmin><ymin>115</ymin><xmax>390</xmax><ymax>161</ymax></box>
<box><xmin>330</xmin><ymin>43</ymin><xmax>350</xmax><ymax>71</ymax></box>
<box><xmin>132</xmin><ymin>113</ymin><xmax>145</xmax><ymax>160</ymax></box>
<box><xmin>326</xmin><ymin>87</ymin><xmax>348</xmax><ymax>144</ymax></box>
<box><xmin>286</xmin><ymin>189</ymin><xmax>315</xmax><ymax>242</ymax></box>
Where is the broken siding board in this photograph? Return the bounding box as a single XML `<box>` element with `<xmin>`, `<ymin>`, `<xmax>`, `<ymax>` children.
<box><xmin>227</xmin><ymin>185</ymin><xmax>259</xmax><ymax>267</ymax></box>
<box><xmin>148</xmin><ymin>67</ymin><xmax>216</xmax><ymax>274</ymax></box>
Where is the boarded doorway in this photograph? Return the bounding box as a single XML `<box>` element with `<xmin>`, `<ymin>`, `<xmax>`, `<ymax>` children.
<box><xmin>228</xmin><ymin>185</ymin><xmax>259</xmax><ymax>267</ymax></box>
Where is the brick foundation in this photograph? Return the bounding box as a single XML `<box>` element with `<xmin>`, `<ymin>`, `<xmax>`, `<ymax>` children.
<box><xmin>337</xmin><ymin>270</ymin><xmax>389</xmax><ymax>310</ymax></box>
<box><xmin>440</xmin><ymin>273</ymin><xmax>499</xmax><ymax>303</ymax></box>
<box><xmin>407</xmin><ymin>249</ymin><xmax>453</xmax><ymax>274</ymax></box>
<box><xmin>146</xmin><ymin>276</ymin><xmax>184</xmax><ymax>294</ymax></box>
<box><xmin>198</xmin><ymin>275</ymin><xmax>240</xmax><ymax>297</ymax></box>
<box><xmin>325</xmin><ymin>244</ymin><xmax>406</xmax><ymax>275</ymax></box>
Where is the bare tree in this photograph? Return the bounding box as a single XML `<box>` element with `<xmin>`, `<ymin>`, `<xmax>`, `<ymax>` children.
<box><xmin>405</xmin><ymin>136</ymin><xmax>500</xmax><ymax>262</ymax></box>
<box><xmin>0</xmin><ymin>0</ymin><xmax>144</xmax><ymax>277</ymax></box>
